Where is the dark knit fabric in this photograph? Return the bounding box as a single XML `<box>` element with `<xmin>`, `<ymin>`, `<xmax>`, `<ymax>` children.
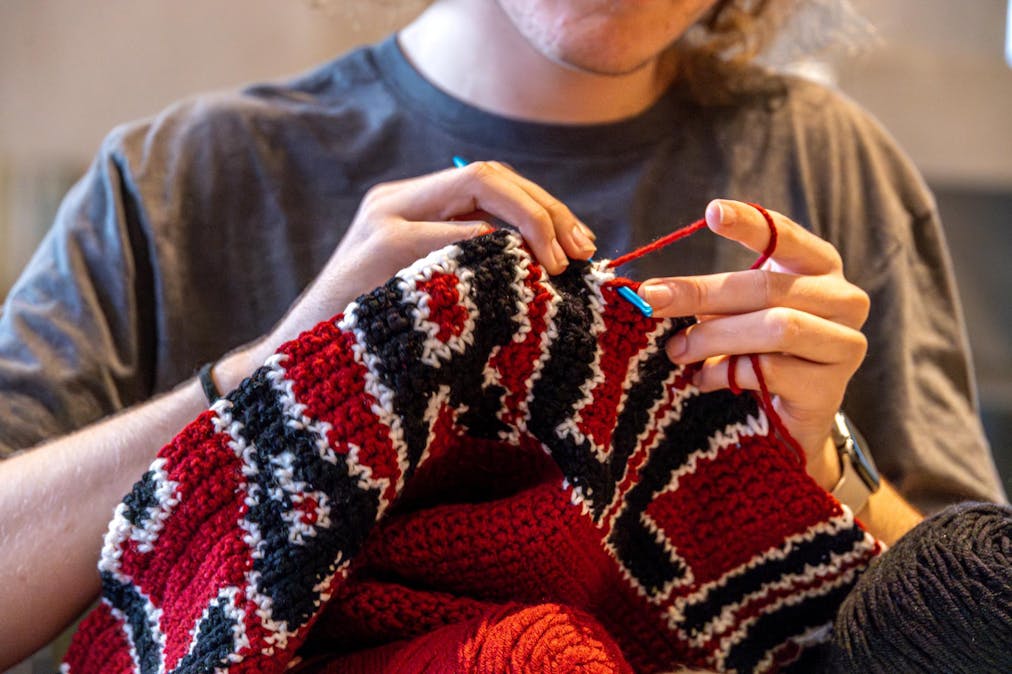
<box><xmin>63</xmin><ymin>231</ymin><xmax>881</xmax><ymax>673</ymax></box>
<box><xmin>830</xmin><ymin>502</ymin><xmax>1012</xmax><ymax>673</ymax></box>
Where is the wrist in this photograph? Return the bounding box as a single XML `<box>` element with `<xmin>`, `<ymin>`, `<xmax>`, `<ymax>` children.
<box><xmin>827</xmin><ymin>411</ymin><xmax>882</xmax><ymax>516</ymax></box>
<box><xmin>213</xmin><ymin>339</ymin><xmax>272</xmax><ymax>394</ymax></box>
<box><xmin>809</xmin><ymin>435</ymin><xmax>842</xmax><ymax>492</ymax></box>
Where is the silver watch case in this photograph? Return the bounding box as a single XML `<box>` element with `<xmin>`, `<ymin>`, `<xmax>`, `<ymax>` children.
<box><xmin>830</xmin><ymin>411</ymin><xmax>881</xmax><ymax>514</ymax></box>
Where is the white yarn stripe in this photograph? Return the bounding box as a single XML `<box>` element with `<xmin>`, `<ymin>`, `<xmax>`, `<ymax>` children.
<box><xmin>664</xmin><ymin>508</ymin><xmax>876</xmax><ymax>648</ymax></box>
<box><xmin>337</xmin><ymin>299</ymin><xmax>411</xmax><ymax>499</ymax></box>
<box><xmin>598</xmin><ymin>317</ymin><xmax>688</xmax><ymax>530</ymax></box>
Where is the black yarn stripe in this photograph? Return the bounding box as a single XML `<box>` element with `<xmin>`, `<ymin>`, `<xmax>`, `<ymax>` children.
<box><xmin>352</xmin><ymin>231</ymin><xmax>521</xmax><ymax>475</ymax></box>
<box><xmin>351</xmin><ymin>277</ymin><xmax>430</xmax><ymax>470</ymax></box>
<box><xmin>676</xmin><ymin>524</ymin><xmax>869</xmax><ymax>634</ymax></box>
<box><xmin>100</xmin><ymin>571</ymin><xmax>161</xmax><ymax>674</ymax></box>
<box><xmin>226</xmin><ymin>367</ymin><xmax>381</xmax><ymax>630</ymax></box>
<box><xmin>723</xmin><ymin>580</ymin><xmax>855</xmax><ymax>674</ymax></box>
<box><xmin>170</xmin><ymin>595</ymin><xmax>239</xmax><ymax>673</ymax></box>
<box><xmin>121</xmin><ymin>468</ymin><xmax>159</xmax><ymax>528</ymax></box>
<box><xmin>443</xmin><ymin>232</ymin><xmax>524</xmax><ymax>438</ymax></box>
<box><xmin>606</xmin><ymin>390</ymin><xmax>759</xmax><ymax>597</ymax></box>
<box><xmin>592</xmin><ymin>318</ymin><xmax>691</xmax><ymax>520</ymax></box>
<box><xmin>526</xmin><ymin>262</ymin><xmax>609</xmax><ymax>499</ymax></box>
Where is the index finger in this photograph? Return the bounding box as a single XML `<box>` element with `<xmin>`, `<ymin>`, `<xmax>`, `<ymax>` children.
<box><xmin>383</xmin><ymin>163</ymin><xmax>596</xmax><ymax>274</ymax></box>
<box><xmin>707</xmin><ymin>199</ymin><xmax>842</xmax><ymax>276</ymax></box>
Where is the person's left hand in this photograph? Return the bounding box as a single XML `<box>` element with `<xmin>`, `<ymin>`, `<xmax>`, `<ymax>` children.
<box><xmin>637</xmin><ymin>199</ymin><xmax>870</xmax><ymax>489</ymax></box>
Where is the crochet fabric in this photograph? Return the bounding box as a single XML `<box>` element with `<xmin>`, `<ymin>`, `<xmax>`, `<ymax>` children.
<box><xmin>63</xmin><ymin>230</ymin><xmax>881</xmax><ymax>674</ymax></box>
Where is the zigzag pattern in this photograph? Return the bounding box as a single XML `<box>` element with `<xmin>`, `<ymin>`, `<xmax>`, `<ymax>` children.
<box><xmin>64</xmin><ymin>230</ymin><xmax>880</xmax><ymax>673</ymax></box>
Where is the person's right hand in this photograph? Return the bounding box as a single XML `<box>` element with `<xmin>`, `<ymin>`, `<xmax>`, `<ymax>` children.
<box><xmin>218</xmin><ymin>162</ymin><xmax>597</xmax><ymax>386</ymax></box>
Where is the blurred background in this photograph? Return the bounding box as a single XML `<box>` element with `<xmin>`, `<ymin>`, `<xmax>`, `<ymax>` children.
<box><xmin>1</xmin><ymin>1</ymin><xmax>1010</xmax><ymax>670</ymax></box>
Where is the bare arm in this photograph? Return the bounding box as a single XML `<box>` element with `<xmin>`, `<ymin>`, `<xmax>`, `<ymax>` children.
<box><xmin>0</xmin><ymin>376</ymin><xmax>210</xmax><ymax>666</ymax></box>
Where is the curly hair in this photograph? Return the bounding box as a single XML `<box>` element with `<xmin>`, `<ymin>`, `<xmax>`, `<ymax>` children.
<box><xmin>675</xmin><ymin>0</ymin><xmax>871</xmax><ymax>103</ymax></box>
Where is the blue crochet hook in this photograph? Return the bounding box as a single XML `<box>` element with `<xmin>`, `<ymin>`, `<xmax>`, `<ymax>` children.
<box><xmin>617</xmin><ymin>286</ymin><xmax>653</xmax><ymax>317</ymax></box>
<box><xmin>451</xmin><ymin>154</ymin><xmax>651</xmax><ymax>317</ymax></box>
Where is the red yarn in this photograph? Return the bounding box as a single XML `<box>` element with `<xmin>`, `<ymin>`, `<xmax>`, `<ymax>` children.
<box><xmin>606</xmin><ymin>218</ymin><xmax>708</xmax><ymax>270</ymax></box>
<box><xmin>608</xmin><ymin>202</ymin><xmax>806</xmax><ymax>465</ymax></box>
<box><xmin>747</xmin><ymin>202</ymin><xmax>778</xmax><ymax>270</ymax></box>
<box><xmin>727</xmin><ymin>354</ymin><xmax>743</xmax><ymax>395</ymax></box>
<box><xmin>308</xmin><ymin>603</ymin><xmax>634</xmax><ymax>673</ymax></box>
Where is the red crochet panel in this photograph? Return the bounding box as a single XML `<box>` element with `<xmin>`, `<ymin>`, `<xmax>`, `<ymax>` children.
<box><xmin>63</xmin><ymin>230</ymin><xmax>880</xmax><ymax>674</ymax></box>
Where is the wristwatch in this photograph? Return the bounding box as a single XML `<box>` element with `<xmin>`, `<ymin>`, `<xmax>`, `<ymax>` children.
<box><xmin>829</xmin><ymin>411</ymin><xmax>881</xmax><ymax>515</ymax></box>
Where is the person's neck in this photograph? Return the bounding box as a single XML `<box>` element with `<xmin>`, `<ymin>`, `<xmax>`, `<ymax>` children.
<box><xmin>397</xmin><ymin>1</ymin><xmax>675</xmax><ymax>125</ymax></box>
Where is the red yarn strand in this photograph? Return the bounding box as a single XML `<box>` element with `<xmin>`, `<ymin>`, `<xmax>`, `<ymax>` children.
<box><xmin>606</xmin><ymin>218</ymin><xmax>707</xmax><ymax>269</ymax></box>
<box><xmin>747</xmin><ymin>202</ymin><xmax>778</xmax><ymax>270</ymax></box>
<box><xmin>726</xmin><ymin>354</ymin><xmax>742</xmax><ymax>395</ymax></box>
<box><xmin>749</xmin><ymin>354</ymin><xmax>807</xmax><ymax>466</ymax></box>
<box><xmin>609</xmin><ymin>202</ymin><xmax>806</xmax><ymax>466</ymax></box>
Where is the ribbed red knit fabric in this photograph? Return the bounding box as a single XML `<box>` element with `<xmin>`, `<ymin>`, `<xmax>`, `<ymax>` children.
<box><xmin>63</xmin><ymin>230</ymin><xmax>880</xmax><ymax>674</ymax></box>
<box><xmin>303</xmin><ymin>603</ymin><xmax>633</xmax><ymax>674</ymax></box>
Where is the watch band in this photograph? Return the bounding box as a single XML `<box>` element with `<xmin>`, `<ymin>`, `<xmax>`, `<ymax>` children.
<box><xmin>197</xmin><ymin>362</ymin><xmax>222</xmax><ymax>406</ymax></box>
<box><xmin>830</xmin><ymin>411</ymin><xmax>880</xmax><ymax>515</ymax></box>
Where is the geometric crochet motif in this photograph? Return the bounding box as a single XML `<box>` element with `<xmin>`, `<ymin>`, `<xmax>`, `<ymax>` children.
<box><xmin>63</xmin><ymin>229</ymin><xmax>881</xmax><ymax>673</ymax></box>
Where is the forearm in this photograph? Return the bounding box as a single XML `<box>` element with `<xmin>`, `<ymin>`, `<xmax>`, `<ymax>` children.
<box><xmin>808</xmin><ymin>436</ymin><xmax>922</xmax><ymax>546</ymax></box>
<box><xmin>854</xmin><ymin>479</ymin><xmax>923</xmax><ymax>546</ymax></box>
<box><xmin>0</xmin><ymin>374</ymin><xmax>218</xmax><ymax>667</ymax></box>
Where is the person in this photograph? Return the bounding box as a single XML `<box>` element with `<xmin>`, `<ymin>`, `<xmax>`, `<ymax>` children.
<box><xmin>0</xmin><ymin>0</ymin><xmax>1004</xmax><ymax>667</ymax></box>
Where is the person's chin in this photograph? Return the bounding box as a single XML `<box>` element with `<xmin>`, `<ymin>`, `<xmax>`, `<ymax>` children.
<box><xmin>549</xmin><ymin>46</ymin><xmax>659</xmax><ymax>78</ymax></box>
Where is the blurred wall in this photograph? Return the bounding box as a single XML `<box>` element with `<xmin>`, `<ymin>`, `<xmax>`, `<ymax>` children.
<box><xmin>0</xmin><ymin>0</ymin><xmax>425</xmax><ymax>293</ymax></box>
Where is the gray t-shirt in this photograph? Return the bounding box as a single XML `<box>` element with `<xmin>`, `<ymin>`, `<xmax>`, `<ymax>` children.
<box><xmin>0</xmin><ymin>37</ymin><xmax>1003</xmax><ymax>512</ymax></box>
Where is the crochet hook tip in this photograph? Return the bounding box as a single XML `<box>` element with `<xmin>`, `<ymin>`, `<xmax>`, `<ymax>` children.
<box><xmin>452</xmin><ymin>155</ymin><xmax>470</xmax><ymax>168</ymax></box>
<box><xmin>617</xmin><ymin>286</ymin><xmax>653</xmax><ymax>317</ymax></box>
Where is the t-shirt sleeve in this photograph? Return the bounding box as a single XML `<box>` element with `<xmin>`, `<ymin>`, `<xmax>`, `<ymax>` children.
<box><xmin>0</xmin><ymin>135</ymin><xmax>157</xmax><ymax>457</ymax></box>
<box><xmin>802</xmin><ymin>89</ymin><xmax>1007</xmax><ymax>511</ymax></box>
<box><xmin>848</xmin><ymin>205</ymin><xmax>1006</xmax><ymax>512</ymax></box>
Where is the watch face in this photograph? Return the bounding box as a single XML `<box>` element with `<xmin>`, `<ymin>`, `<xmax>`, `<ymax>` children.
<box><xmin>851</xmin><ymin>443</ymin><xmax>881</xmax><ymax>491</ymax></box>
<box><xmin>834</xmin><ymin>413</ymin><xmax>881</xmax><ymax>491</ymax></box>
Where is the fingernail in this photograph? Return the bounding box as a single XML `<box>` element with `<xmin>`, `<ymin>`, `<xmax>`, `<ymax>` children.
<box><xmin>578</xmin><ymin>221</ymin><xmax>597</xmax><ymax>241</ymax></box>
<box><xmin>551</xmin><ymin>239</ymin><xmax>568</xmax><ymax>270</ymax></box>
<box><xmin>705</xmin><ymin>200</ymin><xmax>724</xmax><ymax>228</ymax></box>
<box><xmin>571</xmin><ymin>226</ymin><xmax>596</xmax><ymax>259</ymax></box>
<box><xmin>640</xmin><ymin>284</ymin><xmax>672</xmax><ymax>309</ymax></box>
<box><xmin>666</xmin><ymin>333</ymin><xmax>688</xmax><ymax>359</ymax></box>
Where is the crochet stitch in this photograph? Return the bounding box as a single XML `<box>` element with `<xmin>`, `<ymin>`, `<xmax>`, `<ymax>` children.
<box><xmin>63</xmin><ymin>229</ymin><xmax>881</xmax><ymax>673</ymax></box>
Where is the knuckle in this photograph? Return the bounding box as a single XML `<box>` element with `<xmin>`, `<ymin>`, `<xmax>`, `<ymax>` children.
<box><xmin>358</xmin><ymin>185</ymin><xmax>391</xmax><ymax>219</ymax></box>
<box><xmin>361</xmin><ymin>183</ymin><xmax>387</xmax><ymax>205</ymax></box>
<box><xmin>849</xmin><ymin>286</ymin><xmax>871</xmax><ymax>324</ymax></box>
<box><xmin>751</xmin><ymin>269</ymin><xmax>776</xmax><ymax>307</ymax></box>
<box><xmin>543</xmin><ymin>196</ymin><xmax>570</xmax><ymax>221</ymax></box>
<box><xmin>468</xmin><ymin>161</ymin><xmax>497</xmax><ymax>181</ymax></box>
<box><xmin>769</xmin><ymin>307</ymin><xmax>801</xmax><ymax>345</ymax></box>
<box><xmin>849</xmin><ymin>331</ymin><xmax>869</xmax><ymax>364</ymax></box>
<box><xmin>682</xmin><ymin>277</ymin><xmax>708</xmax><ymax>309</ymax></box>
<box><xmin>825</xmin><ymin>245</ymin><xmax>844</xmax><ymax>271</ymax></box>
<box><xmin>530</xmin><ymin>208</ymin><xmax>555</xmax><ymax>237</ymax></box>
